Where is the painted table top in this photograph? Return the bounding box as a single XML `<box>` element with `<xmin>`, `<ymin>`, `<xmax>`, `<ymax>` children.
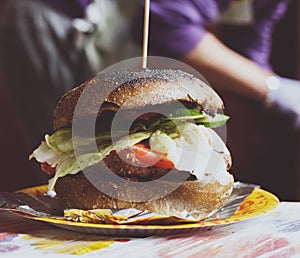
<box><xmin>0</xmin><ymin>202</ymin><xmax>300</xmax><ymax>257</ymax></box>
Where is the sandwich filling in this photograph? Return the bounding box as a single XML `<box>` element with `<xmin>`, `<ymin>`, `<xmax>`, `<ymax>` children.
<box><xmin>30</xmin><ymin>108</ymin><xmax>231</xmax><ymax>195</ymax></box>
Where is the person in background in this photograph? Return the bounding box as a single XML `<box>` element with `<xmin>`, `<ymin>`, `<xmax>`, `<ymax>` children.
<box><xmin>0</xmin><ymin>0</ymin><xmax>138</xmax><ymax>148</ymax></box>
<box><xmin>0</xmin><ymin>0</ymin><xmax>138</xmax><ymax>190</ymax></box>
<box><xmin>131</xmin><ymin>0</ymin><xmax>300</xmax><ymax>200</ymax></box>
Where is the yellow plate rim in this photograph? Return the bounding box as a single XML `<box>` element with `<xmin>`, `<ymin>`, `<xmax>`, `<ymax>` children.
<box><xmin>12</xmin><ymin>185</ymin><xmax>279</xmax><ymax>230</ymax></box>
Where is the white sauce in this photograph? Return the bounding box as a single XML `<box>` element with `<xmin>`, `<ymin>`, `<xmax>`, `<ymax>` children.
<box><xmin>150</xmin><ymin>123</ymin><xmax>232</xmax><ymax>185</ymax></box>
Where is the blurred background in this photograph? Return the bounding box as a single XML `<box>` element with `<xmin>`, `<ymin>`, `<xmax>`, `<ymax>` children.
<box><xmin>0</xmin><ymin>0</ymin><xmax>299</xmax><ymax>201</ymax></box>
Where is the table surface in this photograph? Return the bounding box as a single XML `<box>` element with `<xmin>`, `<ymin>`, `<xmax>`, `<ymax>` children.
<box><xmin>1</xmin><ymin>202</ymin><xmax>300</xmax><ymax>257</ymax></box>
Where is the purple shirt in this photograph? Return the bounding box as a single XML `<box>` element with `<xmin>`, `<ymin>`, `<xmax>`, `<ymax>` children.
<box><xmin>134</xmin><ymin>0</ymin><xmax>289</xmax><ymax>70</ymax></box>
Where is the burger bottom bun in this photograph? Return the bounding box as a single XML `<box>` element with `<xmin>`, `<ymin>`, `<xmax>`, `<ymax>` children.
<box><xmin>55</xmin><ymin>171</ymin><xmax>234</xmax><ymax>221</ymax></box>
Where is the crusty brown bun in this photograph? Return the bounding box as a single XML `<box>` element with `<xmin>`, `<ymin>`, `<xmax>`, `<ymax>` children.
<box><xmin>52</xmin><ymin>68</ymin><xmax>234</xmax><ymax>221</ymax></box>
<box><xmin>55</xmin><ymin>172</ymin><xmax>233</xmax><ymax>220</ymax></box>
<box><xmin>53</xmin><ymin>69</ymin><xmax>224</xmax><ymax>130</ymax></box>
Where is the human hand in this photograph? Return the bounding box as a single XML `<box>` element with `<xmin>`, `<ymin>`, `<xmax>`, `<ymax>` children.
<box><xmin>265</xmin><ymin>76</ymin><xmax>300</xmax><ymax>130</ymax></box>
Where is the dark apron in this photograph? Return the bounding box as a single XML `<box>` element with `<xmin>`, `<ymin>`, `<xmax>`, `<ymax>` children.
<box><xmin>0</xmin><ymin>0</ymin><xmax>93</xmax><ymax>147</ymax></box>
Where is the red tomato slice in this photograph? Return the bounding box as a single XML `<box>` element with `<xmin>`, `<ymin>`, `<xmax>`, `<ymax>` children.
<box><xmin>41</xmin><ymin>162</ymin><xmax>56</xmax><ymax>175</ymax></box>
<box><xmin>132</xmin><ymin>143</ymin><xmax>174</xmax><ymax>169</ymax></box>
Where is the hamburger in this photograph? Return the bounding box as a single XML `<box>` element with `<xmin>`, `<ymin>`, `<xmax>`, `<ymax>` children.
<box><xmin>30</xmin><ymin>68</ymin><xmax>234</xmax><ymax>221</ymax></box>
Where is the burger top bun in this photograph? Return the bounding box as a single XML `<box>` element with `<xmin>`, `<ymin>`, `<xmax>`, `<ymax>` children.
<box><xmin>53</xmin><ymin>69</ymin><xmax>224</xmax><ymax>130</ymax></box>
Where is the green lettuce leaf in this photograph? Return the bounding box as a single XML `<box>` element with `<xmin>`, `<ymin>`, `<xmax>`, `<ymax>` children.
<box><xmin>45</xmin><ymin>129</ymin><xmax>73</xmax><ymax>154</ymax></box>
<box><xmin>166</xmin><ymin>108</ymin><xmax>229</xmax><ymax>128</ymax></box>
<box><xmin>48</xmin><ymin>131</ymin><xmax>151</xmax><ymax>191</ymax></box>
<box><xmin>200</xmin><ymin>114</ymin><xmax>230</xmax><ymax>128</ymax></box>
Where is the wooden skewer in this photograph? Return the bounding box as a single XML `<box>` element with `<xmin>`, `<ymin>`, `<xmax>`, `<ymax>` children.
<box><xmin>142</xmin><ymin>0</ymin><xmax>150</xmax><ymax>68</ymax></box>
